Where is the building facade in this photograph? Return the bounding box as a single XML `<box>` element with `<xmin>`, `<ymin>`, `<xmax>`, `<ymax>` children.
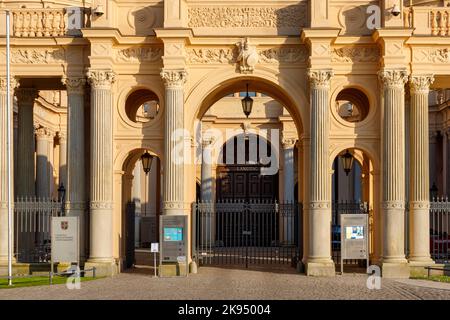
<box><xmin>0</xmin><ymin>0</ymin><xmax>450</xmax><ymax>278</ymax></box>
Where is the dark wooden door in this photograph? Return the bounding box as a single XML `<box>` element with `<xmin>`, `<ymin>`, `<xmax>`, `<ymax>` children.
<box><xmin>125</xmin><ymin>202</ymin><xmax>135</xmax><ymax>268</ymax></box>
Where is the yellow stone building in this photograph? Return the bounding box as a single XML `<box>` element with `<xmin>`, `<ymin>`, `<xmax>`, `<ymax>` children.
<box><xmin>0</xmin><ymin>0</ymin><xmax>449</xmax><ymax>278</ymax></box>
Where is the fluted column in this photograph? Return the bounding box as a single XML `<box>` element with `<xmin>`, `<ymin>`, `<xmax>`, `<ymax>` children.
<box><xmin>16</xmin><ymin>88</ymin><xmax>38</xmax><ymax>197</ymax></box>
<box><xmin>201</xmin><ymin>137</ymin><xmax>214</xmax><ymax>202</ymax></box>
<box><xmin>306</xmin><ymin>69</ymin><xmax>335</xmax><ymax>276</ymax></box>
<box><xmin>161</xmin><ymin>69</ymin><xmax>187</xmax><ymax>215</ymax></box>
<box><xmin>62</xmin><ymin>77</ymin><xmax>87</xmax><ymax>261</ymax></box>
<box><xmin>0</xmin><ymin>77</ymin><xmax>18</xmax><ymax>263</ymax></box>
<box><xmin>282</xmin><ymin>138</ymin><xmax>296</xmax><ymax>203</ymax></box>
<box><xmin>57</xmin><ymin>132</ymin><xmax>67</xmax><ymax>188</ymax></box>
<box><xmin>409</xmin><ymin>75</ymin><xmax>434</xmax><ymax>265</ymax></box>
<box><xmin>35</xmin><ymin>125</ymin><xmax>54</xmax><ymax>198</ymax></box>
<box><xmin>379</xmin><ymin>69</ymin><xmax>409</xmax><ymax>277</ymax></box>
<box><xmin>86</xmin><ymin>70</ymin><xmax>116</xmax><ymax>264</ymax></box>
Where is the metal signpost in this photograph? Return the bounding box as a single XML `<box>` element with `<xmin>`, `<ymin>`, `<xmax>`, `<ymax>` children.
<box><xmin>50</xmin><ymin>216</ymin><xmax>80</xmax><ymax>282</ymax></box>
<box><xmin>151</xmin><ymin>242</ymin><xmax>159</xmax><ymax>277</ymax></box>
<box><xmin>159</xmin><ymin>215</ymin><xmax>188</xmax><ymax>277</ymax></box>
<box><xmin>340</xmin><ymin>214</ymin><xmax>369</xmax><ymax>275</ymax></box>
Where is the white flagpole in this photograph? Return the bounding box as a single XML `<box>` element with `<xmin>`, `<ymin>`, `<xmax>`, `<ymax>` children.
<box><xmin>6</xmin><ymin>9</ymin><xmax>13</xmax><ymax>287</ymax></box>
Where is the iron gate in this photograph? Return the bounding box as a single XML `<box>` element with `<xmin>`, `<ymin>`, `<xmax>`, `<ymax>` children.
<box><xmin>14</xmin><ymin>197</ymin><xmax>65</xmax><ymax>263</ymax></box>
<box><xmin>192</xmin><ymin>200</ymin><xmax>302</xmax><ymax>268</ymax></box>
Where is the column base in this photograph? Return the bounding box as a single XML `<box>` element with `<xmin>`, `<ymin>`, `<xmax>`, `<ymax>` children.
<box><xmin>305</xmin><ymin>260</ymin><xmax>335</xmax><ymax>277</ymax></box>
<box><xmin>189</xmin><ymin>261</ymin><xmax>198</xmax><ymax>274</ymax></box>
<box><xmin>408</xmin><ymin>258</ymin><xmax>435</xmax><ymax>277</ymax></box>
<box><xmin>84</xmin><ymin>259</ymin><xmax>118</xmax><ymax>277</ymax></box>
<box><xmin>159</xmin><ymin>263</ymin><xmax>188</xmax><ymax>277</ymax></box>
<box><xmin>381</xmin><ymin>262</ymin><xmax>410</xmax><ymax>278</ymax></box>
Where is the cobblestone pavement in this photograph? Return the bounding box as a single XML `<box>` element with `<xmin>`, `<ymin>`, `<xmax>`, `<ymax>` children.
<box><xmin>0</xmin><ymin>266</ymin><xmax>449</xmax><ymax>300</ymax></box>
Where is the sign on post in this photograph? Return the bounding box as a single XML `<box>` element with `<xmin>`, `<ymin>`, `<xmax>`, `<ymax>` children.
<box><xmin>340</xmin><ymin>214</ymin><xmax>369</xmax><ymax>274</ymax></box>
<box><xmin>51</xmin><ymin>216</ymin><xmax>79</xmax><ymax>263</ymax></box>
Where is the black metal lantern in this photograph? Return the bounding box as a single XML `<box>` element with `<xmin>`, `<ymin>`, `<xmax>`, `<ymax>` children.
<box><xmin>241</xmin><ymin>83</ymin><xmax>253</xmax><ymax>118</ymax></box>
<box><xmin>57</xmin><ymin>182</ymin><xmax>66</xmax><ymax>202</ymax></box>
<box><xmin>341</xmin><ymin>149</ymin><xmax>354</xmax><ymax>176</ymax></box>
<box><xmin>430</xmin><ymin>182</ymin><xmax>438</xmax><ymax>200</ymax></box>
<box><xmin>141</xmin><ymin>151</ymin><xmax>153</xmax><ymax>175</ymax></box>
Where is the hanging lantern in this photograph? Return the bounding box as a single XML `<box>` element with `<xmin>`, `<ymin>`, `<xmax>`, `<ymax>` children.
<box><xmin>341</xmin><ymin>149</ymin><xmax>354</xmax><ymax>176</ymax></box>
<box><xmin>141</xmin><ymin>151</ymin><xmax>154</xmax><ymax>175</ymax></box>
<box><xmin>241</xmin><ymin>83</ymin><xmax>253</xmax><ymax>118</ymax></box>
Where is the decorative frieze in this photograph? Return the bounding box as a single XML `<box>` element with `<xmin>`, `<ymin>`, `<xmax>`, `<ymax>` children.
<box><xmin>10</xmin><ymin>49</ymin><xmax>66</xmax><ymax>64</ymax></box>
<box><xmin>414</xmin><ymin>48</ymin><xmax>450</xmax><ymax>63</ymax></box>
<box><xmin>331</xmin><ymin>47</ymin><xmax>379</xmax><ymax>63</ymax></box>
<box><xmin>188</xmin><ymin>6</ymin><xmax>306</xmax><ymax>29</ymax></box>
<box><xmin>115</xmin><ymin>47</ymin><xmax>163</xmax><ymax>63</ymax></box>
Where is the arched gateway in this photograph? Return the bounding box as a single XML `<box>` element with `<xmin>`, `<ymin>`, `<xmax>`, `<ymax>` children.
<box><xmin>1</xmin><ymin>0</ymin><xmax>449</xmax><ymax>280</ymax></box>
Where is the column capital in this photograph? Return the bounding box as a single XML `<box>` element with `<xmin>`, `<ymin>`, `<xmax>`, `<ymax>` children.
<box><xmin>202</xmin><ymin>136</ymin><xmax>215</xmax><ymax>148</ymax></box>
<box><xmin>34</xmin><ymin>125</ymin><xmax>54</xmax><ymax>140</ymax></box>
<box><xmin>62</xmin><ymin>76</ymin><xmax>86</xmax><ymax>94</ymax></box>
<box><xmin>57</xmin><ymin>131</ymin><xmax>66</xmax><ymax>143</ymax></box>
<box><xmin>160</xmin><ymin>69</ymin><xmax>187</xmax><ymax>88</ymax></box>
<box><xmin>307</xmin><ymin>69</ymin><xmax>333</xmax><ymax>89</ymax></box>
<box><xmin>409</xmin><ymin>74</ymin><xmax>435</xmax><ymax>94</ymax></box>
<box><xmin>378</xmin><ymin>69</ymin><xmax>408</xmax><ymax>89</ymax></box>
<box><xmin>16</xmin><ymin>88</ymin><xmax>39</xmax><ymax>103</ymax></box>
<box><xmin>282</xmin><ymin>137</ymin><xmax>297</xmax><ymax>149</ymax></box>
<box><xmin>0</xmin><ymin>77</ymin><xmax>19</xmax><ymax>93</ymax></box>
<box><xmin>86</xmin><ymin>69</ymin><xmax>116</xmax><ymax>89</ymax></box>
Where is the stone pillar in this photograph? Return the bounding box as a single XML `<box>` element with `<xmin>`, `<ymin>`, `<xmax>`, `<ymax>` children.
<box><xmin>409</xmin><ymin>75</ymin><xmax>435</xmax><ymax>267</ymax></box>
<box><xmin>0</xmin><ymin>77</ymin><xmax>18</xmax><ymax>264</ymax></box>
<box><xmin>58</xmin><ymin>132</ymin><xmax>67</xmax><ymax>189</ymax></box>
<box><xmin>15</xmin><ymin>88</ymin><xmax>38</xmax><ymax>197</ymax></box>
<box><xmin>201</xmin><ymin>137</ymin><xmax>214</xmax><ymax>202</ymax></box>
<box><xmin>378</xmin><ymin>69</ymin><xmax>409</xmax><ymax>278</ymax></box>
<box><xmin>85</xmin><ymin>69</ymin><xmax>117</xmax><ymax>275</ymax></box>
<box><xmin>306</xmin><ymin>69</ymin><xmax>335</xmax><ymax>276</ymax></box>
<box><xmin>35</xmin><ymin>126</ymin><xmax>53</xmax><ymax>198</ymax></box>
<box><xmin>160</xmin><ymin>69</ymin><xmax>187</xmax><ymax>215</ymax></box>
<box><xmin>62</xmin><ymin>77</ymin><xmax>87</xmax><ymax>261</ymax></box>
<box><xmin>282</xmin><ymin>137</ymin><xmax>296</xmax><ymax>244</ymax></box>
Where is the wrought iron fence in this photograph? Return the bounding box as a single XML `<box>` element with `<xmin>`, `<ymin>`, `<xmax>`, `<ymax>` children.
<box><xmin>14</xmin><ymin>197</ymin><xmax>65</xmax><ymax>263</ymax></box>
<box><xmin>430</xmin><ymin>197</ymin><xmax>450</xmax><ymax>263</ymax></box>
<box><xmin>192</xmin><ymin>200</ymin><xmax>302</xmax><ymax>268</ymax></box>
<box><xmin>331</xmin><ymin>201</ymin><xmax>369</xmax><ymax>266</ymax></box>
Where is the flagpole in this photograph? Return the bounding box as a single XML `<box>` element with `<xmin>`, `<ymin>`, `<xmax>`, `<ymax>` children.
<box><xmin>5</xmin><ymin>9</ymin><xmax>13</xmax><ymax>287</ymax></box>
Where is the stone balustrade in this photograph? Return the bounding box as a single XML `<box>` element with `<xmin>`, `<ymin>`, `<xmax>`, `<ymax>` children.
<box><xmin>404</xmin><ymin>7</ymin><xmax>450</xmax><ymax>36</ymax></box>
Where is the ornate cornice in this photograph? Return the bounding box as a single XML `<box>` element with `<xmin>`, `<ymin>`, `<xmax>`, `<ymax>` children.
<box><xmin>86</xmin><ymin>69</ymin><xmax>116</xmax><ymax>89</ymax></box>
<box><xmin>0</xmin><ymin>77</ymin><xmax>19</xmax><ymax>93</ymax></box>
<box><xmin>409</xmin><ymin>75</ymin><xmax>435</xmax><ymax>94</ymax></box>
<box><xmin>378</xmin><ymin>69</ymin><xmax>408</xmax><ymax>89</ymax></box>
<box><xmin>160</xmin><ymin>69</ymin><xmax>187</xmax><ymax>88</ymax></box>
<box><xmin>308</xmin><ymin>69</ymin><xmax>334</xmax><ymax>89</ymax></box>
<box><xmin>62</xmin><ymin>76</ymin><xmax>86</xmax><ymax>94</ymax></box>
<box><xmin>15</xmin><ymin>88</ymin><xmax>39</xmax><ymax>104</ymax></box>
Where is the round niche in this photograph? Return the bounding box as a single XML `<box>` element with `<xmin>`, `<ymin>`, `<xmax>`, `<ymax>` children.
<box><xmin>125</xmin><ymin>89</ymin><xmax>160</xmax><ymax>124</ymax></box>
<box><xmin>335</xmin><ymin>88</ymin><xmax>370</xmax><ymax>124</ymax></box>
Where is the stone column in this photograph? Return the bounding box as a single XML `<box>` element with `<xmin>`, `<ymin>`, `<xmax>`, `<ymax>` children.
<box><xmin>201</xmin><ymin>137</ymin><xmax>214</xmax><ymax>202</ymax></box>
<box><xmin>85</xmin><ymin>70</ymin><xmax>116</xmax><ymax>274</ymax></box>
<box><xmin>0</xmin><ymin>77</ymin><xmax>18</xmax><ymax>264</ymax></box>
<box><xmin>409</xmin><ymin>75</ymin><xmax>435</xmax><ymax>266</ymax></box>
<box><xmin>306</xmin><ymin>69</ymin><xmax>335</xmax><ymax>276</ymax></box>
<box><xmin>282</xmin><ymin>137</ymin><xmax>296</xmax><ymax>244</ymax></box>
<box><xmin>62</xmin><ymin>77</ymin><xmax>87</xmax><ymax>261</ymax></box>
<box><xmin>160</xmin><ymin>69</ymin><xmax>187</xmax><ymax>215</ymax></box>
<box><xmin>16</xmin><ymin>88</ymin><xmax>38</xmax><ymax>197</ymax></box>
<box><xmin>58</xmin><ymin>132</ymin><xmax>67</xmax><ymax>189</ymax></box>
<box><xmin>378</xmin><ymin>69</ymin><xmax>409</xmax><ymax>278</ymax></box>
<box><xmin>35</xmin><ymin>125</ymin><xmax>53</xmax><ymax>198</ymax></box>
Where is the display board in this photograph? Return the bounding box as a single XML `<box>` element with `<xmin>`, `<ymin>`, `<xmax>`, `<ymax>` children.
<box><xmin>159</xmin><ymin>215</ymin><xmax>188</xmax><ymax>276</ymax></box>
<box><xmin>51</xmin><ymin>216</ymin><xmax>79</xmax><ymax>263</ymax></box>
<box><xmin>340</xmin><ymin>214</ymin><xmax>369</xmax><ymax>274</ymax></box>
